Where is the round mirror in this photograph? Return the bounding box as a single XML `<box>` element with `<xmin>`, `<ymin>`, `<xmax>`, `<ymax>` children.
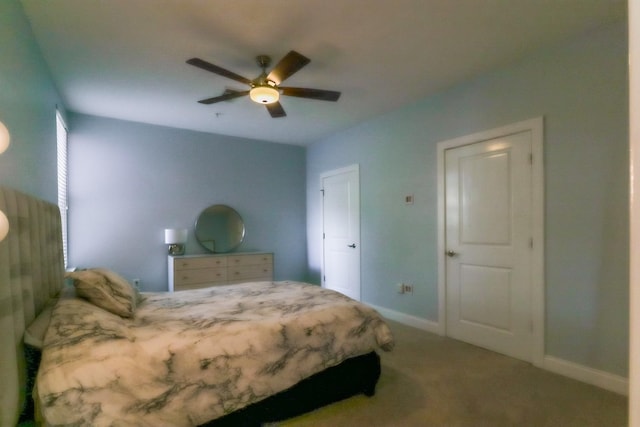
<box><xmin>194</xmin><ymin>205</ymin><xmax>245</xmax><ymax>253</ymax></box>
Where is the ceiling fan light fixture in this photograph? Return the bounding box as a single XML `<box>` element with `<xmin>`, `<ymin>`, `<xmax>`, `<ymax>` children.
<box><xmin>250</xmin><ymin>85</ymin><xmax>279</xmax><ymax>104</ymax></box>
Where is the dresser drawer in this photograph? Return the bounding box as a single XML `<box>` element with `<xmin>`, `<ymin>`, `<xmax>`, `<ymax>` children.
<box><xmin>174</xmin><ymin>256</ymin><xmax>227</xmax><ymax>270</ymax></box>
<box><xmin>175</xmin><ymin>257</ymin><xmax>227</xmax><ymax>270</ymax></box>
<box><xmin>175</xmin><ymin>267</ymin><xmax>227</xmax><ymax>286</ymax></box>
<box><xmin>227</xmin><ymin>253</ymin><xmax>273</xmax><ymax>267</ymax></box>
<box><xmin>227</xmin><ymin>264</ymin><xmax>273</xmax><ymax>281</ymax></box>
<box><xmin>175</xmin><ymin>282</ymin><xmax>229</xmax><ymax>291</ymax></box>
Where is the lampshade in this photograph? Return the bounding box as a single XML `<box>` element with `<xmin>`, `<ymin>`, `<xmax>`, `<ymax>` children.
<box><xmin>250</xmin><ymin>86</ymin><xmax>280</xmax><ymax>104</ymax></box>
<box><xmin>165</xmin><ymin>228</ymin><xmax>187</xmax><ymax>244</ymax></box>
<box><xmin>0</xmin><ymin>121</ymin><xmax>10</xmax><ymax>154</ymax></box>
<box><xmin>0</xmin><ymin>210</ymin><xmax>9</xmax><ymax>242</ymax></box>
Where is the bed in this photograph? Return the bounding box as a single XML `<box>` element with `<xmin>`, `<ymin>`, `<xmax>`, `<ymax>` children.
<box><xmin>0</xmin><ymin>185</ymin><xmax>394</xmax><ymax>426</ymax></box>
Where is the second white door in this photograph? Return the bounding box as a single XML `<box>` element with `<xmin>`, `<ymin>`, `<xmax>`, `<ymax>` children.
<box><xmin>321</xmin><ymin>165</ymin><xmax>360</xmax><ymax>301</ymax></box>
<box><xmin>445</xmin><ymin>131</ymin><xmax>533</xmax><ymax>362</ymax></box>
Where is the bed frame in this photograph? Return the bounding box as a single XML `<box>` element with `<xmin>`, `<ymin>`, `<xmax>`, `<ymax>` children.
<box><xmin>0</xmin><ymin>185</ymin><xmax>381</xmax><ymax>426</ymax></box>
<box><xmin>205</xmin><ymin>351</ymin><xmax>380</xmax><ymax>427</ymax></box>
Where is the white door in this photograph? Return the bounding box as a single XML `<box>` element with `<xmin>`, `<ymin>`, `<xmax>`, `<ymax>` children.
<box><xmin>321</xmin><ymin>165</ymin><xmax>360</xmax><ymax>301</ymax></box>
<box><xmin>445</xmin><ymin>131</ymin><xmax>533</xmax><ymax>362</ymax></box>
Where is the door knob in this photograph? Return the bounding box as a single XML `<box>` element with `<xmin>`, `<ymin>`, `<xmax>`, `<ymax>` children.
<box><xmin>347</xmin><ymin>243</ymin><xmax>357</xmax><ymax>248</ymax></box>
<box><xmin>446</xmin><ymin>250</ymin><xmax>458</xmax><ymax>257</ymax></box>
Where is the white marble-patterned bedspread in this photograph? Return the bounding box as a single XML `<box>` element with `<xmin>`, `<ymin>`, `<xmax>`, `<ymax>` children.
<box><xmin>37</xmin><ymin>281</ymin><xmax>394</xmax><ymax>426</ymax></box>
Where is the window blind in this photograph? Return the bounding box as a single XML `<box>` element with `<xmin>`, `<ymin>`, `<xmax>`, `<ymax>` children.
<box><xmin>56</xmin><ymin>110</ymin><xmax>68</xmax><ymax>267</ymax></box>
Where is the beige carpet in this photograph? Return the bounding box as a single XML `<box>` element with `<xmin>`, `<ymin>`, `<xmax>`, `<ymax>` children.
<box><xmin>278</xmin><ymin>320</ymin><xmax>627</xmax><ymax>427</ymax></box>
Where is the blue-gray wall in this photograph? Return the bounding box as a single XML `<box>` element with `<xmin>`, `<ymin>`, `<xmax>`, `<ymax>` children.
<box><xmin>307</xmin><ymin>23</ymin><xmax>629</xmax><ymax>377</ymax></box>
<box><xmin>68</xmin><ymin>113</ymin><xmax>307</xmax><ymax>292</ymax></box>
<box><xmin>0</xmin><ymin>0</ymin><xmax>64</xmax><ymax>202</ymax></box>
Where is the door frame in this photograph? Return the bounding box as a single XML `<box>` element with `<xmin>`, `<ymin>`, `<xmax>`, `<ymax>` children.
<box><xmin>320</xmin><ymin>164</ymin><xmax>361</xmax><ymax>300</ymax></box>
<box><xmin>436</xmin><ymin>117</ymin><xmax>545</xmax><ymax>367</ymax></box>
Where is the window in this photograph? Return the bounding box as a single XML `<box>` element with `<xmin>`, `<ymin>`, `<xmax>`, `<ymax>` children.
<box><xmin>56</xmin><ymin>110</ymin><xmax>68</xmax><ymax>267</ymax></box>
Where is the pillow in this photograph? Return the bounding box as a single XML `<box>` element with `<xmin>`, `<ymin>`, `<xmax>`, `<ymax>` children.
<box><xmin>24</xmin><ymin>299</ymin><xmax>57</xmax><ymax>349</ymax></box>
<box><xmin>68</xmin><ymin>269</ymin><xmax>137</xmax><ymax>318</ymax></box>
<box><xmin>91</xmin><ymin>267</ymin><xmax>144</xmax><ymax>304</ymax></box>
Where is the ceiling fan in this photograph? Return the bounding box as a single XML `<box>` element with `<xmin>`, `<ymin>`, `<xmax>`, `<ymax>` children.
<box><xmin>186</xmin><ymin>50</ymin><xmax>341</xmax><ymax>118</ymax></box>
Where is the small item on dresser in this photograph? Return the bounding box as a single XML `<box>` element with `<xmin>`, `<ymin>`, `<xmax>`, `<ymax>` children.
<box><xmin>165</xmin><ymin>228</ymin><xmax>188</xmax><ymax>255</ymax></box>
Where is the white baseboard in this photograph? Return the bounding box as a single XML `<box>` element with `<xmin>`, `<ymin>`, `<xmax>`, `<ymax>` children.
<box><xmin>367</xmin><ymin>304</ymin><xmax>442</xmax><ymax>335</ymax></box>
<box><xmin>543</xmin><ymin>355</ymin><xmax>628</xmax><ymax>396</ymax></box>
<box><xmin>366</xmin><ymin>304</ymin><xmax>628</xmax><ymax>396</ymax></box>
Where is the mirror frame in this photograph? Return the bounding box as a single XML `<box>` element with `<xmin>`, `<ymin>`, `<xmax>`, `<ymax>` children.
<box><xmin>194</xmin><ymin>204</ymin><xmax>245</xmax><ymax>253</ymax></box>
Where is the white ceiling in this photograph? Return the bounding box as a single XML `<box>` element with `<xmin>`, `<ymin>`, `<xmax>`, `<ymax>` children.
<box><xmin>21</xmin><ymin>0</ymin><xmax>626</xmax><ymax>145</ymax></box>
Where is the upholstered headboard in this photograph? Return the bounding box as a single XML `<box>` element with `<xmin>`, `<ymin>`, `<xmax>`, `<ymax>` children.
<box><xmin>0</xmin><ymin>186</ymin><xmax>65</xmax><ymax>425</ymax></box>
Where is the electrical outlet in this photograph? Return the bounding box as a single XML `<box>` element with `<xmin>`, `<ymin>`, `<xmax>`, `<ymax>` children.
<box><xmin>132</xmin><ymin>278</ymin><xmax>141</xmax><ymax>289</ymax></box>
<box><xmin>403</xmin><ymin>284</ymin><xmax>413</xmax><ymax>294</ymax></box>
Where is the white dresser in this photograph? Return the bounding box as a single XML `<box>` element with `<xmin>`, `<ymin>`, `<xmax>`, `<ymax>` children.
<box><xmin>168</xmin><ymin>252</ymin><xmax>274</xmax><ymax>292</ymax></box>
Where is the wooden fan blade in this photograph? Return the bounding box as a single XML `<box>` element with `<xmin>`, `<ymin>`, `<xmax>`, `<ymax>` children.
<box><xmin>198</xmin><ymin>90</ymin><xmax>249</xmax><ymax>105</ymax></box>
<box><xmin>280</xmin><ymin>87</ymin><xmax>341</xmax><ymax>101</ymax></box>
<box><xmin>267</xmin><ymin>51</ymin><xmax>310</xmax><ymax>85</ymax></box>
<box><xmin>187</xmin><ymin>58</ymin><xmax>252</xmax><ymax>85</ymax></box>
<box><xmin>266</xmin><ymin>102</ymin><xmax>286</xmax><ymax>118</ymax></box>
